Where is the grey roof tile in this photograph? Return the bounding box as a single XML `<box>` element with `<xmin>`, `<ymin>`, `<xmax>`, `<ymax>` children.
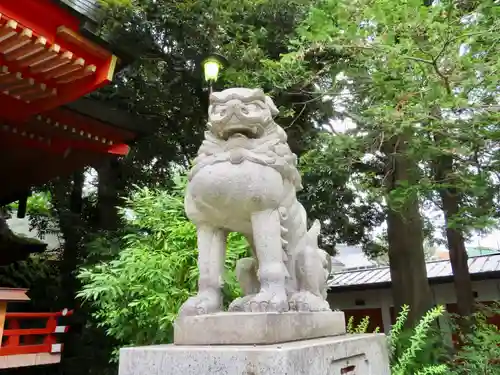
<box><xmin>328</xmin><ymin>253</ymin><xmax>500</xmax><ymax>288</ymax></box>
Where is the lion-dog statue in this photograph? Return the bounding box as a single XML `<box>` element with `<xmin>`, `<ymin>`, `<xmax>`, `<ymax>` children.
<box><xmin>180</xmin><ymin>88</ymin><xmax>332</xmax><ymax>316</ymax></box>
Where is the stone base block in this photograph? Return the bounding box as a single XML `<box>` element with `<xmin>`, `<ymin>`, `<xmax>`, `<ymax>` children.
<box><xmin>119</xmin><ymin>334</ymin><xmax>390</xmax><ymax>375</ymax></box>
<box><xmin>174</xmin><ymin>311</ymin><xmax>345</xmax><ymax>345</ymax></box>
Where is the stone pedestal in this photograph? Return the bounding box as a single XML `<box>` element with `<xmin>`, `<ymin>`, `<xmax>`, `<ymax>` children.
<box><xmin>174</xmin><ymin>311</ymin><xmax>346</xmax><ymax>345</ymax></box>
<box><xmin>119</xmin><ymin>334</ymin><xmax>390</xmax><ymax>375</ymax></box>
<box><xmin>119</xmin><ymin>311</ymin><xmax>390</xmax><ymax>375</ymax></box>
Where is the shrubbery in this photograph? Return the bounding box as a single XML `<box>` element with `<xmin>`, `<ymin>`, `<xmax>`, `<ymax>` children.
<box><xmin>78</xmin><ymin>179</ymin><xmax>249</xmax><ymax>351</ymax></box>
<box><xmin>350</xmin><ymin>303</ymin><xmax>500</xmax><ymax>374</ymax></box>
<box><xmin>79</xmin><ymin>183</ymin><xmax>500</xmax><ymax>372</ymax></box>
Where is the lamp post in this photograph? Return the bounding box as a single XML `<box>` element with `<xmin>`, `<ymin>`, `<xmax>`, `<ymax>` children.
<box><xmin>201</xmin><ymin>53</ymin><xmax>228</xmax><ymax>93</ymax></box>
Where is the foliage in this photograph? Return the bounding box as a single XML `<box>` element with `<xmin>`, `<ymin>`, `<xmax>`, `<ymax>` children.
<box><xmin>248</xmin><ymin>0</ymin><xmax>500</xmax><ymax>322</ymax></box>
<box><xmin>346</xmin><ymin>315</ymin><xmax>379</xmax><ymax>334</ymax></box>
<box><xmin>346</xmin><ymin>305</ymin><xmax>449</xmax><ymax>374</ymax></box>
<box><xmin>390</xmin><ymin>305</ymin><xmax>448</xmax><ymax>375</ymax></box>
<box><xmin>0</xmin><ymin>255</ymin><xmax>61</xmax><ymax>311</ymax></box>
<box><xmin>7</xmin><ymin>192</ymin><xmax>52</xmax><ymax>217</ymax></box>
<box><xmin>100</xmin><ymin>0</ymin><xmax>132</xmax><ymax>7</ymax></box>
<box><xmin>259</xmin><ymin>0</ymin><xmax>500</xmax><ymax>242</ymax></box>
<box><xmin>333</xmin><ymin>305</ymin><xmax>500</xmax><ymax>374</ymax></box>
<box><xmin>450</xmin><ymin>303</ymin><xmax>500</xmax><ymax>375</ymax></box>
<box><xmin>298</xmin><ymin>132</ymin><xmax>385</xmax><ymax>253</ymax></box>
<box><xmin>77</xmin><ymin>178</ymin><xmax>249</xmax><ymax>352</ymax></box>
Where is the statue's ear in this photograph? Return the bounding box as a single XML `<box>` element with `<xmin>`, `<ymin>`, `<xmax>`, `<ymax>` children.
<box><xmin>265</xmin><ymin>96</ymin><xmax>279</xmax><ymax>117</ymax></box>
<box><xmin>310</xmin><ymin>219</ymin><xmax>321</xmax><ymax>238</ymax></box>
<box><xmin>321</xmin><ymin>249</ymin><xmax>332</xmax><ymax>274</ymax></box>
<box><xmin>209</xmin><ymin>91</ymin><xmax>223</xmax><ymax>103</ymax></box>
<box><xmin>306</xmin><ymin>219</ymin><xmax>321</xmax><ymax>248</ymax></box>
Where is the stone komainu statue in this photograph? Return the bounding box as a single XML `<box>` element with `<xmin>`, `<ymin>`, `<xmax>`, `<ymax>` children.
<box><xmin>180</xmin><ymin>88</ymin><xmax>332</xmax><ymax>316</ymax></box>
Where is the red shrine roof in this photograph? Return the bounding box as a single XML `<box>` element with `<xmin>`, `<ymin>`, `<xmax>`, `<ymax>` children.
<box><xmin>0</xmin><ymin>96</ymin><xmax>151</xmax><ymax>206</ymax></box>
<box><xmin>0</xmin><ymin>3</ymin><xmax>146</xmax><ymax>368</ymax></box>
<box><xmin>0</xmin><ymin>0</ymin><xmax>151</xmax><ymax>206</ymax></box>
<box><xmin>0</xmin><ymin>0</ymin><xmax>118</xmax><ymax>120</ymax></box>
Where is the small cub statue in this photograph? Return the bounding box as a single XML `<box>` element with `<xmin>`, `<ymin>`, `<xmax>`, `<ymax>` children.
<box><xmin>180</xmin><ymin>88</ymin><xmax>331</xmax><ymax>316</ymax></box>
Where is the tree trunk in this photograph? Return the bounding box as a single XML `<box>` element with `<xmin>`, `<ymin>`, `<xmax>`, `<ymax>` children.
<box><xmin>55</xmin><ymin>171</ymin><xmax>84</xmax><ymax>307</ymax></box>
<box><xmin>435</xmin><ymin>154</ymin><xmax>475</xmax><ymax>318</ymax></box>
<box><xmin>96</xmin><ymin>157</ymin><xmax>122</xmax><ymax>230</ymax></box>
<box><xmin>431</xmin><ymin>102</ymin><xmax>474</xmax><ymax>320</ymax></box>
<box><xmin>384</xmin><ymin>135</ymin><xmax>433</xmax><ymax>326</ymax></box>
<box><xmin>52</xmin><ymin>171</ymin><xmax>85</xmax><ymax>372</ymax></box>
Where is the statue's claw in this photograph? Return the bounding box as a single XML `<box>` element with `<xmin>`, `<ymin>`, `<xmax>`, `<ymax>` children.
<box><xmin>244</xmin><ymin>290</ymin><xmax>289</xmax><ymax>313</ymax></box>
<box><xmin>178</xmin><ymin>291</ymin><xmax>221</xmax><ymax>317</ymax></box>
<box><xmin>228</xmin><ymin>295</ymin><xmax>255</xmax><ymax>312</ymax></box>
<box><xmin>289</xmin><ymin>291</ymin><xmax>331</xmax><ymax>312</ymax></box>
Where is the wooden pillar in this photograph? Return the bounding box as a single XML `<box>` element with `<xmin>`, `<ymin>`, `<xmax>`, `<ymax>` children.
<box><xmin>0</xmin><ymin>301</ymin><xmax>6</xmax><ymax>342</ymax></box>
<box><xmin>381</xmin><ymin>302</ymin><xmax>393</xmax><ymax>334</ymax></box>
<box><xmin>0</xmin><ymin>288</ymin><xmax>30</xmax><ymax>344</ymax></box>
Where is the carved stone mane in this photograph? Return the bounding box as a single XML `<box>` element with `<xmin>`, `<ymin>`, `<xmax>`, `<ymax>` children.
<box><xmin>189</xmin><ymin>89</ymin><xmax>302</xmax><ymax>190</ymax></box>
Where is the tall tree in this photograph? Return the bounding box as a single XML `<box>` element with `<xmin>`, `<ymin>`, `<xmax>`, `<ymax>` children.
<box><xmin>253</xmin><ymin>0</ymin><xmax>499</xmax><ymax>324</ymax></box>
<box><xmin>411</xmin><ymin>0</ymin><xmax>500</xmax><ymax>319</ymax></box>
<box><xmin>298</xmin><ymin>132</ymin><xmax>385</xmax><ymax>254</ymax></box>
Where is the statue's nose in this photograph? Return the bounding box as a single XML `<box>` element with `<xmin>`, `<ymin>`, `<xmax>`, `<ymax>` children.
<box><xmin>227</xmin><ymin>114</ymin><xmax>239</xmax><ymax>124</ymax></box>
<box><xmin>233</xmin><ymin>103</ymin><xmax>248</xmax><ymax>114</ymax></box>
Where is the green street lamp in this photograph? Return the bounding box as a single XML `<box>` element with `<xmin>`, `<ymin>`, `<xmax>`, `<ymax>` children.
<box><xmin>202</xmin><ymin>53</ymin><xmax>228</xmax><ymax>93</ymax></box>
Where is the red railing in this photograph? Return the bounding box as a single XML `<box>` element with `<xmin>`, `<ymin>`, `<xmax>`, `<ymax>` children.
<box><xmin>0</xmin><ymin>308</ymin><xmax>73</xmax><ymax>356</ymax></box>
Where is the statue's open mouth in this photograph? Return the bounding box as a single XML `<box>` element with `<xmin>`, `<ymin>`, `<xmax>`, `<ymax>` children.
<box><xmin>222</xmin><ymin>125</ymin><xmax>262</xmax><ymax>140</ymax></box>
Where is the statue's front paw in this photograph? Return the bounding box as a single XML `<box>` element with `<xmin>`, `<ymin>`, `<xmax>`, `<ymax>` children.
<box><xmin>228</xmin><ymin>295</ymin><xmax>254</xmax><ymax>312</ymax></box>
<box><xmin>178</xmin><ymin>291</ymin><xmax>221</xmax><ymax>317</ymax></box>
<box><xmin>244</xmin><ymin>290</ymin><xmax>289</xmax><ymax>313</ymax></box>
<box><xmin>289</xmin><ymin>291</ymin><xmax>331</xmax><ymax>312</ymax></box>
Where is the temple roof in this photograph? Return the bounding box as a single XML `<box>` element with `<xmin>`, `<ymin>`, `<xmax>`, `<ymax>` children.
<box><xmin>51</xmin><ymin>0</ymin><xmax>135</xmax><ymax>69</ymax></box>
<box><xmin>53</xmin><ymin>0</ymin><xmax>103</xmax><ymax>24</ymax></box>
<box><xmin>0</xmin><ymin>0</ymin><xmax>152</xmax><ymax>206</ymax></box>
<box><xmin>328</xmin><ymin>253</ymin><xmax>500</xmax><ymax>291</ymax></box>
<box><xmin>0</xmin><ymin>215</ymin><xmax>47</xmax><ymax>265</ymax></box>
<box><xmin>0</xmin><ymin>96</ymin><xmax>155</xmax><ymax>206</ymax></box>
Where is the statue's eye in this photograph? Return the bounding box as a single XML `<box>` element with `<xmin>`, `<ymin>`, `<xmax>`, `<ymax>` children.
<box><xmin>246</xmin><ymin>103</ymin><xmax>258</xmax><ymax>111</ymax></box>
<box><xmin>213</xmin><ymin>105</ymin><xmax>225</xmax><ymax>114</ymax></box>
